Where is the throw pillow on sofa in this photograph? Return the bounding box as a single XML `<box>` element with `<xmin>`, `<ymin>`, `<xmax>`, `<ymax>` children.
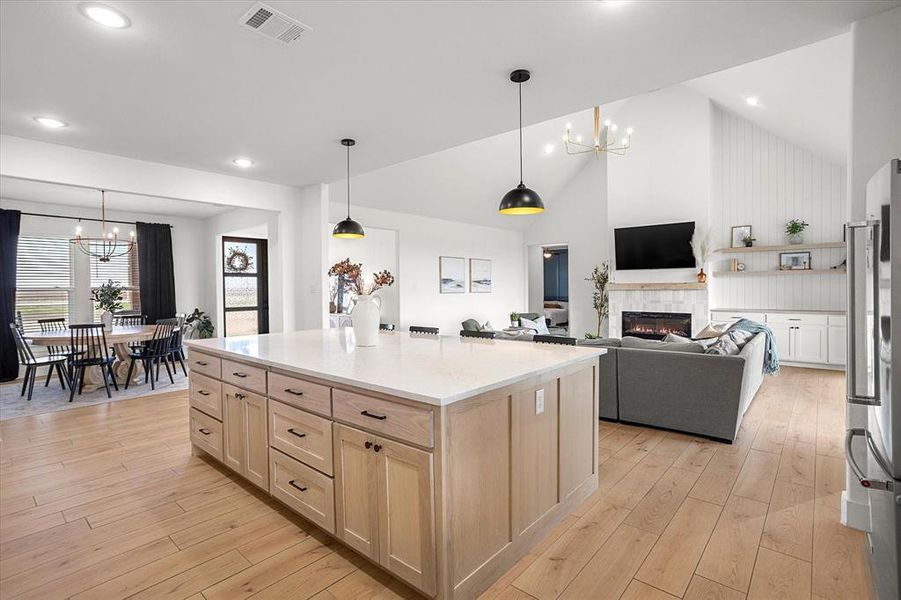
<box><xmin>520</xmin><ymin>316</ymin><xmax>550</xmax><ymax>335</ymax></box>
<box><xmin>695</xmin><ymin>322</ymin><xmax>731</xmax><ymax>339</ymax></box>
<box><xmin>621</xmin><ymin>336</ymin><xmax>705</xmax><ymax>353</ymax></box>
<box><xmin>704</xmin><ymin>336</ymin><xmax>741</xmax><ymax>355</ymax></box>
<box><xmin>663</xmin><ymin>333</ymin><xmax>694</xmax><ymax>344</ymax></box>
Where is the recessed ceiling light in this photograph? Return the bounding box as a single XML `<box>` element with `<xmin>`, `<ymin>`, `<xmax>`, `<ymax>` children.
<box><xmin>79</xmin><ymin>3</ymin><xmax>131</xmax><ymax>28</ymax></box>
<box><xmin>33</xmin><ymin>116</ymin><xmax>68</xmax><ymax>128</ymax></box>
<box><xmin>746</xmin><ymin>96</ymin><xmax>760</xmax><ymax>106</ymax></box>
<box><xmin>544</xmin><ymin>144</ymin><xmax>555</xmax><ymax>155</ymax></box>
<box><xmin>232</xmin><ymin>158</ymin><xmax>254</xmax><ymax>168</ymax></box>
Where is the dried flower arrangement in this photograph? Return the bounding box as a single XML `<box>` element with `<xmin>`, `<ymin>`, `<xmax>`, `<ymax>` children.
<box><xmin>328</xmin><ymin>258</ymin><xmax>395</xmax><ymax>296</ymax></box>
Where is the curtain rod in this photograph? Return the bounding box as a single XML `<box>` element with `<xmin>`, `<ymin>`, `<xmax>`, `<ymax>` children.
<box><xmin>19</xmin><ymin>212</ymin><xmax>173</xmax><ymax>228</ymax></box>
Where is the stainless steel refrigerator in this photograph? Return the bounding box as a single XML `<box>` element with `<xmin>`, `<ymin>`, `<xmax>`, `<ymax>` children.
<box><xmin>846</xmin><ymin>158</ymin><xmax>901</xmax><ymax>600</ymax></box>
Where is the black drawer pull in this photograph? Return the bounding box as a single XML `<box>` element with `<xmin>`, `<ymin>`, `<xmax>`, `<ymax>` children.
<box><xmin>288</xmin><ymin>480</ymin><xmax>307</xmax><ymax>492</ymax></box>
<box><xmin>198</xmin><ymin>428</ymin><xmax>212</xmax><ymax>435</ymax></box>
<box><xmin>233</xmin><ymin>372</ymin><xmax>248</xmax><ymax>378</ymax></box>
<box><xmin>287</xmin><ymin>428</ymin><xmax>306</xmax><ymax>438</ymax></box>
<box><xmin>361</xmin><ymin>410</ymin><xmax>387</xmax><ymax>421</ymax></box>
<box><xmin>284</xmin><ymin>388</ymin><xmax>304</xmax><ymax>396</ymax></box>
<box><xmin>197</xmin><ymin>390</ymin><xmax>210</xmax><ymax>396</ymax></box>
<box><xmin>364</xmin><ymin>441</ymin><xmax>373</xmax><ymax>449</ymax></box>
<box><xmin>234</xmin><ymin>393</ymin><xmax>246</xmax><ymax>400</ymax></box>
<box><xmin>195</xmin><ymin>361</ymin><xmax>208</xmax><ymax>366</ymax></box>
<box><xmin>373</xmin><ymin>444</ymin><xmax>382</xmax><ymax>453</ymax></box>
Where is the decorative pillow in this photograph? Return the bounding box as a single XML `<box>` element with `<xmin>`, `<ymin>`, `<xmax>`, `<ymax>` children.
<box><xmin>725</xmin><ymin>329</ymin><xmax>755</xmax><ymax>349</ymax></box>
<box><xmin>704</xmin><ymin>336</ymin><xmax>741</xmax><ymax>355</ymax></box>
<box><xmin>621</xmin><ymin>336</ymin><xmax>705</xmax><ymax>353</ymax></box>
<box><xmin>480</xmin><ymin>320</ymin><xmax>495</xmax><ymax>332</ymax></box>
<box><xmin>544</xmin><ymin>302</ymin><xmax>562</xmax><ymax>309</ymax></box>
<box><xmin>461</xmin><ymin>318</ymin><xmax>481</xmax><ymax>332</ymax></box>
<box><xmin>520</xmin><ymin>316</ymin><xmax>550</xmax><ymax>335</ymax></box>
<box><xmin>663</xmin><ymin>333</ymin><xmax>693</xmax><ymax>344</ymax></box>
<box><xmin>695</xmin><ymin>322</ymin><xmax>731</xmax><ymax>339</ymax></box>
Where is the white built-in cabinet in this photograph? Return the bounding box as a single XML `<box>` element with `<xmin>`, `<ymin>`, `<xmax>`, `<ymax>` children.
<box><xmin>710</xmin><ymin>310</ymin><xmax>845</xmax><ymax>368</ymax></box>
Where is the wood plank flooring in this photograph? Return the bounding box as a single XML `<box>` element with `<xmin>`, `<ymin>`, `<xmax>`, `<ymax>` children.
<box><xmin>0</xmin><ymin>367</ymin><xmax>874</xmax><ymax>599</ymax></box>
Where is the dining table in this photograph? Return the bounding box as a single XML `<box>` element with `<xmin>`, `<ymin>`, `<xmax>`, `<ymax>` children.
<box><xmin>26</xmin><ymin>324</ymin><xmax>157</xmax><ymax>391</ymax></box>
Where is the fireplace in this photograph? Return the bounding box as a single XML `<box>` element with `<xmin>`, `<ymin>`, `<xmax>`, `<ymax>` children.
<box><xmin>622</xmin><ymin>311</ymin><xmax>691</xmax><ymax>340</ymax></box>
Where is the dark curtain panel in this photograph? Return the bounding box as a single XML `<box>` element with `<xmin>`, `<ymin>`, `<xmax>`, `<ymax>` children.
<box><xmin>136</xmin><ymin>222</ymin><xmax>176</xmax><ymax>324</ymax></box>
<box><xmin>0</xmin><ymin>209</ymin><xmax>21</xmax><ymax>381</ymax></box>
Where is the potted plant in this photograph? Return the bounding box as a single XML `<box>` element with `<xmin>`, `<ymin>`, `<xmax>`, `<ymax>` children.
<box><xmin>185</xmin><ymin>308</ymin><xmax>214</xmax><ymax>339</ymax></box>
<box><xmin>742</xmin><ymin>235</ymin><xmax>757</xmax><ymax>248</ymax></box>
<box><xmin>509</xmin><ymin>312</ymin><xmax>520</xmax><ymax>327</ymax></box>
<box><xmin>785</xmin><ymin>219</ymin><xmax>809</xmax><ymax>245</ymax></box>
<box><xmin>585</xmin><ymin>262</ymin><xmax>610</xmax><ymax>338</ymax></box>
<box><xmin>92</xmin><ymin>279</ymin><xmax>124</xmax><ymax>329</ymax></box>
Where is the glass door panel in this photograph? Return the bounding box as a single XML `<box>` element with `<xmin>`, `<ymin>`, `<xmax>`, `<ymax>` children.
<box><xmin>222</xmin><ymin>237</ymin><xmax>268</xmax><ymax>337</ymax></box>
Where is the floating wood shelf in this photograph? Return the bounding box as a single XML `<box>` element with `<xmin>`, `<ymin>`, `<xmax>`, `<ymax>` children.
<box><xmin>713</xmin><ymin>268</ymin><xmax>847</xmax><ymax>278</ymax></box>
<box><xmin>607</xmin><ymin>282</ymin><xmax>708</xmax><ymax>291</ymax></box>
<box><xmin>714</xmin><ymin>242</ymin><xmax>846</xmax><ymax>254</ymax></box>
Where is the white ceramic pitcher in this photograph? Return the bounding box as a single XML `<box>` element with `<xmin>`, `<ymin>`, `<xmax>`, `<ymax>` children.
<box><xmin>351</xmin><ymin>294</ymin><xmax>381</xmax><ymax>346</ymax></box>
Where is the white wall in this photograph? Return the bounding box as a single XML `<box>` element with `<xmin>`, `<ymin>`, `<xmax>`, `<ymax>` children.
<box><xmin>526</xmin><ymin>245</ymin><xmax>545</xmax><ymax>316</ymax></box>
<box><xmin>330</xmin><ymin>203</ymin><xmax>525</xmax><ymax>334</ymax></box>
<box><xmin>328</xmin><ymin>226</ymin><xmax>400</xmax><ymax>326</ymax></box>
<box><xmin>606</xmin><ymin>86</ymin><xmax>712</xmax><ymax>283</ymax></box>
<box><xmin>709</xmin><ymin>105</ymin><xmax>848</xmax><ymax>311</ymax></box>
<box><xmin>2</xmin><ymin>198</ymin><xmax>206</xmax><ymax>320</ymax></box>
<box><xmin>524</xmin><ymin>159</ymin><xmax>607</xmax><ymax>338</ymax></box>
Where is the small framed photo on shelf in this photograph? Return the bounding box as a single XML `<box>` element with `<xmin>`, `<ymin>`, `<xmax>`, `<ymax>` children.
<box><xmin>731</xmin><ymin>225</ymin><xmax>752</xmax><ymax>248</ymax></box>
<box><xmin>779</xmin><ymin>251</ymin><xmax>811</xmax><ymax>270</ymax></box>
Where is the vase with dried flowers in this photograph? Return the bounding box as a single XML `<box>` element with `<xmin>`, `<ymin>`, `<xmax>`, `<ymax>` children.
<box><xmin>349</xmin><ymin>269</ymin><xmax>396</xmax><ymax>347</ymax></box>
<box><xmin>328</xmin><ymin>258</ymin><xmax>362</xmax><ymax>313</ymax></box>
<box><xmin>690</xmin><ymin>229</ymin><xmax>713</xmax><ymax>283</ymax></box>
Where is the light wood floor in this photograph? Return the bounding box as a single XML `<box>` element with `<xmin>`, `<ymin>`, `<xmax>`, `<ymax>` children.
<box><xmin>0</xmin><ymin>367</ymin><xmax>873</xmax><ymax>600</ymax></box>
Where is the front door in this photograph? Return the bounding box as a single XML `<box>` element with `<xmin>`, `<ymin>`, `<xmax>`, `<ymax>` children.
<box><xmin>222</xmin><ymin>236</ymin><xmax>269</xmax><ymax>336</ymax></box>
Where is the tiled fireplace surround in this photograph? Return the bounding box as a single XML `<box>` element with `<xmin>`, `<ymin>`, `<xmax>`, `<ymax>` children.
<box><xmin>608</xmin><ymin>283</ymin><xmax>709</xmax><ymax>338</ymax></box>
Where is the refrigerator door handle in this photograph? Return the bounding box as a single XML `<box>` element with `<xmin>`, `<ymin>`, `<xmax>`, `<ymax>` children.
<box><xmin>845</xmin><ymin>220</ymin><xmax>881</xmax><ymax>406</ymax></box>
<box><xmin>846</xmin><ymin>428</ymin><xmax>895</xmax><ymax>491</ymax></box>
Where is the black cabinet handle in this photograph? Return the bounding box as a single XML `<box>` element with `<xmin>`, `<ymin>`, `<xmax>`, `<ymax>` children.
<box><xmin>364</xmin><ymin>441</ymin><xmax>373</xmax><ymax>449</ymax></box>
<box><xmin>288</xmin><ymin>480</ymin><xmax>307</xmax><ymax>492</ymax></box>
<box><xmin>234</xmin><ymin>393</ymin><xmax>245</xmax><ymax>400</ymax></box>
<box><xmin>373</xmin><ymin>444</ymin><xmax>382</xmax><ymax>453</ymax></box>
<box><xmin>197</xmin><ymin>390</ymin><xmax>210</xmax><ymax>396</ymax></box>
<box><xmin>195</xmin><ymin>361</ymin><xmax>208</xmax><ymax>366</ymax></box>
<box><xmin>198</xmin><ymin>428</ymin><xmax>211</xmax><ymax>435</ymax></box>
<box><xmin>287</xmin><ymin>428</ymin><xmax>306</xmax><ymax>439</ymax></box>
<box><xmin>361</xmin><ymin>410</ymin><xmax>387</xmax><ymax>421</ymax></box>
<box><xmin>284</xmin><ymin>388</ymin><xmax>304</xmax><ymax>396</ymax></box>
<box><xmin>233</xmin><ymin>372</ymin><xmax>248</xmax><ymax>378</ymax></box>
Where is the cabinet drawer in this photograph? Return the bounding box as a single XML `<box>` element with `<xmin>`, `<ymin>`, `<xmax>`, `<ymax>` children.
<box><xmin>269</xmin><ymin>399</ymin><xmax>334</xmax><ymax>476</ymax></box>
<box><xmin>333</xmin><ymin>389</ymin><xmax>433</xmax><ymax>448</ymax></box>
<box><xmin>222</xmin><ymin>359</ymin><xmax>267</xmax><ymax>395</ymax></box>
<box><xmin>189</xmin><ymin>351</ymin><xmax>221</xmax><ymax>379</ymax></box>
<box><xmin>269</xmin><ymin>448</ymin><xmax>335</xmax><ymax>534</ymax></box>
<box><xmin>766</xmin><ymin>313</ymin><xmax>828</xmax><ymax>326</ymax></box>
<box><xmin>269</xmin><ymin>372</ymin><xmax>332</xmax><ymax>417</ymax></box>
<box><xmin>710</xmin><ymin>311</ymin><xmax>763</xmax><ymax>323</ymax></box>
<box><xmin>190</xmin><ymin>373</ymin><xmax>222</xmax><ymax>420</ymax></box>
<box><xmin>190</xmin><ymin>408</ymin><xmax>223</xmax><ymax>462</ymax></box>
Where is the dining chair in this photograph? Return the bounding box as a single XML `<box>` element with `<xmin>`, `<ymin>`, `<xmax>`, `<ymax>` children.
<box><xmin>69</xmin><ymin>324</ymin><xmax>119</xmax><ymax>402</ymax></box>
<box><xmin>460</xmin><ymin>330</ymin><xmax>496</xmax><ymax>339</ymax></box>
<box><xmin>167</xmin><ymin>314</ymin><xmax>187</xmax><ymax>377</ymax></box>
<box><xmin>113</xmin><ymin>313</ymin><xmax>147</xmax><ymax>327</ymax></box>
<box><xmin>124</xmin><ymin>319</ymin><xmax>177</xmax><ymax>390</ymax></box>
<box><xmin>533</xmin><ymin>335</ymin><xmax>577</xmax><ymax>346</ymax></box>
<box><xmin>9</xmin><ymin>324</ymin><xmax>70</xmax><ymax>401</ymax></box>
<box><xmin>410</xmin><ymin>326</ymin><xmax>439</xmax><ymax>335</ymax></box>
<box><xmin>37</xmin><ymin>318</ymin><xmax>78</xmax><ymax>380</ymax></box>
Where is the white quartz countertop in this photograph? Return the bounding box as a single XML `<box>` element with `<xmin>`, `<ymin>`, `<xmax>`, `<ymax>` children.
<box><xmin>185</xmin><ymin>329</ymin><xmax>605</xmax><ymax>406</ymax></box>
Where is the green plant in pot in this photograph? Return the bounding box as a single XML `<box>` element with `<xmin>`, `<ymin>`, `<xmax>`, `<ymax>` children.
<box><xmin>509</xmin><ymin>312</ymin><xmax>520</xmax><ymax>327</ymax></box>
<box><xmin>92</xmin><ymin>279</ymin><xmax>124</xmax><ymax>329</ymax></box>
<box><xmin>742</xmin><ymin>235</ymin><xmax>757</xmax><ymax>248</ymax></box>
<box><xmin>185</xmin><ymin>308</ymin><xmax>214</xmax><ymax>339</ymax></box>
<box><xmin>785</xmin><ymin>219</ymin><xmax>808</xmax><ymax>245</ymax></box>
<box><xmin>585</xmin><ymin>261</ymin><xmax>610</xmax><ymax>339</ymax></box>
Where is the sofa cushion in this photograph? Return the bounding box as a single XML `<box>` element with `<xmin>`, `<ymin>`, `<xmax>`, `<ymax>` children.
<box><xmin>520</xmin><ymin>316</ymin><xmax>550</xmax><ymax>335</ymax></box>
<box><xmin>663</xmin><ymin>333</ymin><xmax>694</xmax><ymax>344</ymax></box>
<box><xmin>704</xmin><ymin>336</ymin><xmax>741</xmax><ymax>355</ymax></box>
<box><xmin>621</xmin><ymin>336</ymin><xmax>705</xmax><ymax>353</ymax></box>
<box><xmin>577</xmin><ymin>338</ymin><xmax>622</xmax><ymax>348</ymax></box>
<box><xmin>695</xmin><ymin>322</ymin><xmax>731</xmax><ymax>339</ymax></box>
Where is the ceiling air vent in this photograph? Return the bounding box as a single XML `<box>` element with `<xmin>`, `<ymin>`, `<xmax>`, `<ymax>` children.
<box><xmin>239</xmin><ymin>2</ymin><xmax>310</xmax><ymax>45</ymax></box>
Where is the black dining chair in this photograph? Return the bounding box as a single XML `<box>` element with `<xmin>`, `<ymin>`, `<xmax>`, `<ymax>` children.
<box><xmin>460</xmin><ymin>330</ymin><xmax>496</xmax><ymax>339</ymax></box>
<box><xmin>533</xmin><ymin>335</ymin><xmax>577</xmax><ymax>346</ymax></box>
<box><xmin>167</xmin><ymin>314</ymin><xmax>187</xmax><ymax>377</ymax></box>
<box><xmin>9</xmin><ymin>324</ymin><xmax>70</xmax><ymax>400</ymax></box>
<box><xmin>124</xmin><ymin>319</ymin><xmax>177</xmax><ymax>390</ymax></box>
<box><xmin>69</xmin><ymin>324</ymin><xmax>119</xmax><ymax>401</ymax></box>
<box><xmin>37</xmin><ymin>318</ymin><xmax>78</xmax><ymax>379</ymax></box>
<box><xmin>113</xmin><ymin>313</ymin><xmax>147</xmax><ymax>327</ymax></box>
<box><xmin>410</xmin><ymin>326</ymin><xmax>439</xmax><ymax>335</ymax></box>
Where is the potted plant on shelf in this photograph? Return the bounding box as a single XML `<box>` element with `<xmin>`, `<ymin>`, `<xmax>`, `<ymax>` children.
<box><xmin>91</xmin><ymin>279</ymin><xmax>124</xmax><ymax>329</ymax></box>
<box><xmin>690</xmin><ymin>229</ymin><xmax>713</xmax><ymax>283</ymax></box>
<box><xmin>185</xmin><ymin>308</ymin><xmax>214</xmax><ymax>339</ymax></box>
<box><xmin>742</xmin><ymin>235</ymin><xmax>757</xmax><ymax>248</ymax></box>
<box><xmin>584</xmin><ymin>262</ymin><xmax>610</xmax><ymax>339</ymax></box>
<box><xmin>510</xmin><ymin>312</ymin><xmax>520</xmax><ymax>327</ymax></box>
<box><xmin>785</xmin><ymin>219</ymin><xmax>809</xmax><ymax>245</ymax></box>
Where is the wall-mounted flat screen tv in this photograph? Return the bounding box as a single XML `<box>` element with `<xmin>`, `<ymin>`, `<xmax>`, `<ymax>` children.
<box><xmin>614</xmin><ymin>221</ymin><xmax>696</xmax><ymax>270</ymax></box>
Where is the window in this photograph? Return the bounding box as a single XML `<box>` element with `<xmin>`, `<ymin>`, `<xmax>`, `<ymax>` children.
<box><xmin>222</xmin><ymin>237</ymin><xmax>268</xmax><ymax>336</ymax></box>
<box><xmin>90</xmin><ymin>248</ymin><xmax>141</xmax><ymax>321</ymax></box>
<box><xmin>15</xmin><ymin>236</ymin><xmax>72</xmax><ymax>334</ymax></box>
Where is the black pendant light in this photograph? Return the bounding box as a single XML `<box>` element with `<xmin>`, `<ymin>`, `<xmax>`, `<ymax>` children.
<box><xmin>332</xmin><ymin>138</ymin><xmax>365</xmax><ymax>239</ymax></box>
<box><xmin>499</xmin><ymin>69</ymin><xmax>545</xmax><ymax>215</ymax></box>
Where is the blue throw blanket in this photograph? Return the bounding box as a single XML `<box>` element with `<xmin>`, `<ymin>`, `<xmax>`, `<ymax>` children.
<box><xmin>728</xmin><ymin>318</ymin><xmax>780</xmax><ymax>375</ymax></box>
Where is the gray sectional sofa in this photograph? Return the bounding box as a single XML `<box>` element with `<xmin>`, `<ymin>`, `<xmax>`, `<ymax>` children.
<box><xmin>589</xmin><ymin>333</ymin><xmax>766</xmax><ymax>443</ymax></box>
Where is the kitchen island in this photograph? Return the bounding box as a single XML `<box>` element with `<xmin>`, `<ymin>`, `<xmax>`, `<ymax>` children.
<box><xmin>184</xmin><ymin>329</ymin><xmax>604</xmax><ymax>599</ymax></box>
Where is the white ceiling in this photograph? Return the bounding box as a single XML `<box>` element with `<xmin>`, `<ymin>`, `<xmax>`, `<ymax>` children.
<box><xmin>0</xmin><ymin>176</ymin><xmax>232</xmax><ymax>218</ymax></box>
<box><xmin>1</xmin><ymin>1</ymin><xmax>894</xmax><ymax>188</ymax></box>
<box><xmin>684</xmin><ymin>33</ymin><xmax>851</xmax><ymax>166</ymax></box>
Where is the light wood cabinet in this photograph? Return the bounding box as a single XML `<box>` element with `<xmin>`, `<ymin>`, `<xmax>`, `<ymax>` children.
<box><xmin>222</xmin><ymin>384</ymin><xmax>269</xmax><ymax>491</ymax></box>
<box><xmin>333</xmin><ymin>423</ymin><xmax>436</xmax><ymax>595</ymax></box>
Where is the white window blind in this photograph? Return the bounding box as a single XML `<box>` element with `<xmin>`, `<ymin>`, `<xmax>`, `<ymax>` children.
<box><xmin>15</xmin><ymin>236</ymin><xmax>72</xmax><ymax>334</ymax></box>
<box><xmin>90</xmin><ymin>248</ymin><xmax>141</xmax><ymax>321</ymax></box>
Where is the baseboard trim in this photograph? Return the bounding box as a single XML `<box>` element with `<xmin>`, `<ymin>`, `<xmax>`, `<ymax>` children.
<box><xmin>780</xmin><ymin>361</ymin><xmax>845</xmax><ymax>371</ymax></box>
<box><xmin>841</xmin><ymin>490</ymin><xmax>871</xmax><ymax>531</ymax></box>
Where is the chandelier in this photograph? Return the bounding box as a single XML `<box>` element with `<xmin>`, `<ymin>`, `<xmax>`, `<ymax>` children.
<box><xmin>69</xmin><ymin>190</ymin><xmax>136</xmax><ymax>262</ymax></box>
<box><xmin>564</xmin><ymin>106</ymin><xmax>633</xmax><ymax>157</ymax></box>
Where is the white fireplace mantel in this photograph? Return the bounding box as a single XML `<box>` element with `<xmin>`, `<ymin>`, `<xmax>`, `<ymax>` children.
<box><xmin>607</xmin><ymin>282</ymin><xmax>709</xmax><ymax>337</ymax></box>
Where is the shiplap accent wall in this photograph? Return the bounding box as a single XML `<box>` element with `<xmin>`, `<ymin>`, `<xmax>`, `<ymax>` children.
<box><xmin>709</xmin><ymin>104</ymin><xmax>847</xmax><ymax>311</ymax></box>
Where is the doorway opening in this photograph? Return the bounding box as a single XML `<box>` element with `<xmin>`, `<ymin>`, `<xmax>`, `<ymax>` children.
<box><xmin>528</xmin><ymin>244</ymin><xmax>569</xmax><ymax>336</ymax></box>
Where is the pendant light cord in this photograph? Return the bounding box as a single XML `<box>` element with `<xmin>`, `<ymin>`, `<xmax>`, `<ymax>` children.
<box><xmin>346</xmin><ymin>144</ymin><xmax>351</xmax><ymax>219</ymax></box>
<box><xmin>518</xmin><ymin>81</ymin><xmax>523</xmax><ymax>185</ymax></box>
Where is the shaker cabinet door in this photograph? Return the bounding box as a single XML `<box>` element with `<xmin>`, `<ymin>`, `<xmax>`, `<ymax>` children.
<box><xmin>768</xmin><ymin>323</ymin><xmax>794</xmax><ymax>361</ymax></box>
<box><xmin>333</xmin><ymin>424</ymin><xmax>380</xmax><ymax>560</ymax></box>
<box><xmin>243</xmin><ymin>392</ymin><xmax>269</xmax><ymax>490</ymax></box>
<box><xmin>223</xmin><ymin>387</ymin><xmax>246</xmax><ymax>475</ymax></box>
<box><xmin>793</xmin><ymin>325</ymin><xmax>828</xmax><ymax>364</ymax></box>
